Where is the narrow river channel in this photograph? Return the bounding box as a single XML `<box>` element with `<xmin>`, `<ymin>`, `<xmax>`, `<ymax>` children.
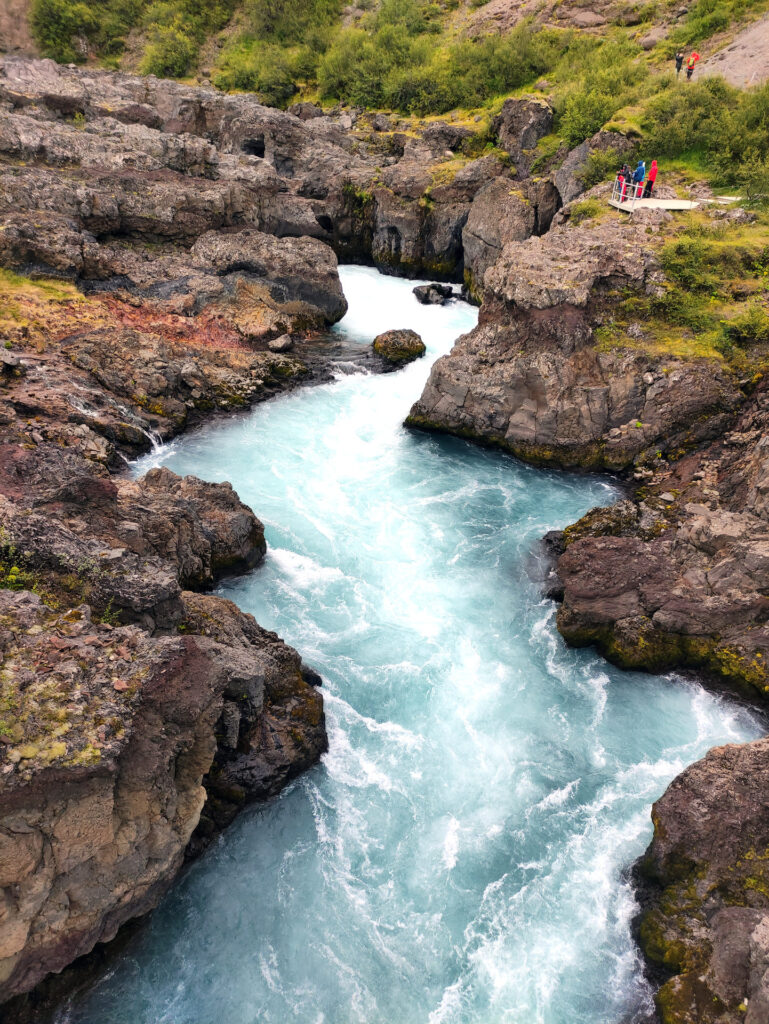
<box><xmin>68</xmin><ymin>267</ymin><xmax>762</xmax><ymax>1024</ymax></box>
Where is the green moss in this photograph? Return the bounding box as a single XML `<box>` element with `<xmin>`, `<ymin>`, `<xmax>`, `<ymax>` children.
<box><xmin>639</xmin><ymin>911</ymin><xmax>688</xmax><ymax>970</ymax></box>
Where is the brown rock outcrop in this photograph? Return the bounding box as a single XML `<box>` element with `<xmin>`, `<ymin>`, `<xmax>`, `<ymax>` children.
<box><xmin>409</xmin><ymin>213</ymin><xmax>740</xmax><ymax>469</ymax></box>
<box><xmin>0</xmin><ymin>589</ymin><xmax>326</xmax><ymax>1004</ymax></box>
<box><xmin>556</xmin><ymin>378</ymin><xmax>769</xmax><ymax>700</ymax></box>
<box><xmin>636</xmin><ymin>737</ymin><xmax>769</xmax><ymax>1024</ymax></box>
<box><xmin>492</xmin><ymin>96</ymin><xmax>553</xmax><ymax>174</ymax></box>
<box><xmin>552</xmin><ymin>129</ymin><xmax>634</xmax><ymax>206</ymax></box>
<box><xmin>461</xmin><ymin>177</ymin><xmax>561</xmax><ymax>297</ymax></box>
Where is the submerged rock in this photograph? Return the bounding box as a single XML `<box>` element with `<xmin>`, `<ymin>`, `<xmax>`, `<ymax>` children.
<box><xmin>373</xmin><ymin>329</ymin><xmax>426</xmax><ymax>364</ymax></box>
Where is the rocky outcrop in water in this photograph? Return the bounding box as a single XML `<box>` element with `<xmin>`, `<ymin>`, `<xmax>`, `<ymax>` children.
<box><xmin>636</xmin><ymin>737</ymin><xmax>769</xmax><ymax>1024</ymax></box>
<box><xmin>0</xmin><ymin>342</ymin><xmax>328</xmax><ymax>1004</ymax></box>
<box><xmin>555</xmin><ymin>376</ymin><xmax>769</xmax><ymax>701</ymax></box>
<box><xmin>408</xmin><ymin>210</ymin><xmax>740</xmax><ymax>469</ymax></box>
<box><xmin>373</xmin><ymin>329</ymin><xmax>426</xmax><ymax>365</ymax></box>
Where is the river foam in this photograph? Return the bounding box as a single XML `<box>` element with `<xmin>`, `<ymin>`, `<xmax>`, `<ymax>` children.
<box><xmin>67</xmin><ymin>266</ymin><xmax>762</xmax><ymax>1024</ymax></box>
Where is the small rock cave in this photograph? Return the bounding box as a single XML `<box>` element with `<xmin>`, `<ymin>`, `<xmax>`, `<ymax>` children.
<box><xmin>315</xmin><ymin>214</ymin><xmax>333</xmax><ymax>233</ymax></box>
<box><xmin>241</xmin><ymin>136</ymin><xmax>265</xmax><ymax>158</ymax></box>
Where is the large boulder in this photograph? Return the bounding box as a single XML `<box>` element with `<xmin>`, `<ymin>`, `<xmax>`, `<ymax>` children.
<box><xmin>190</xmin><ymin>228</ymin><xmax>349</xmax><ymax>328</ymax></box>
<box><xmin>373</xmin><ymin>328</ymin><xmax>426</xmax><ymax>364</ymax></box>
<box><xmin>0</xmin><ymin>589</ymin><xmax>326</xmax><ymax>1004</ymax></box>
<box><xmin>462</xmin><ymin>177</ymin><xmax>561</xmax><ymax>298</ymax></box>
<box><xmin>117</xmin><ymin>468</ymin><xmax>267</xmax><ymax>588</ymax></box>
<box><xmin>492</xmin><ymin>96</ymin><xmax>553</xmax><ymax>173</ymax></box>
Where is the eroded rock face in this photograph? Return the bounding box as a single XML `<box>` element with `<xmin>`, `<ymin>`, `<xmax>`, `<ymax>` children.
<box><xmin>0</xmin><ymin>590</ymin><xmax>326</xmax><ymax>1004</ymax></box>
<box><xmin>409</xmin><ymin>213</ymin><xmax>740</xmax><ymax>468</ymax></box>
<box><xmin>556</xmin><ymin>379</ymin><xmax>769</xmax><ymax>700</ymax></box>
<box><xmin>492</xmin><ymin>96</ymin><xmax>553</xmax><ymax>174</ymax></box>
<box><xmin>553</xmin><ymin>129</ymin><xmax>634</xmax><ymax>206</ymax></box>
<box><xmin>636</xmin><ymin>738</ymin><xmax>769</xmax><ymax>1024</ymax></box>
<box><xmin>461</xmin><ymin>177</ymin><xmax>561</xmax><ymax>297</ymax></box>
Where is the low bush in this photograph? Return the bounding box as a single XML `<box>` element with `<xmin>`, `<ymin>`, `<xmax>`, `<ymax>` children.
<box><xmin>31</xmin><ymin>0</ymin><xmax>99</xmax><ymax>63</ymax></box>
<box><xmin>141</xmin><ymin>24</ymin><xmax>197</xmax><ymax>76</ymax></box>
<box><xmin>722</xmin><ymin>303</ymin><xmax>769</xmax><ymax>346</ymax></box>
<box><xmin>569</xmin><ymin>199</ymin><xmax>603</xmax><ymax>224</ymax></box>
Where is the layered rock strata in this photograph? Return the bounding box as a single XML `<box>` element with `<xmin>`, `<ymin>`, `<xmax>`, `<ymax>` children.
<box><xmin>0</xmin><ymin>57</ymin><xmax>578</xmax><ymax>291</ymax></box>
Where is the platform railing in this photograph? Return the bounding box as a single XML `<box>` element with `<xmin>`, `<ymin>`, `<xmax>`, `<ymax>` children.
<box><xmin>611</xmin><ymin>178</ymin><xmax>644</xmax><ymax>209</ymax></box>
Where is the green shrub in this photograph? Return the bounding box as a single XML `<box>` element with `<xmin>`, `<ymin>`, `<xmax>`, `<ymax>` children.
<box><xmin>579</xmin><ymin>146</ymin><xmax>634</xmax><ymax>188</ymax></box>
<box><xmin>739</xmin><ymin>150</ymin><xmax>769</xmax><ymax>209</ymax></box>
<box><xmin>31</xmin><ymin>0</ymin><xmax>235</xmax><ymax>72</ymax></box>
<box><xmin>213</xmin><ymin>41</ymin><xmax>303</xmax><ymax>104</ymax></box>
<box><xmin>560</xmin><ymin>90</ymin><xmax>618</xmax><ymax>148</ymax></box>
<box><xmin>652</xmin><ymin>290</ymin><xmax>716</xmax><ymax>332</ymax></box>
<box><xmin>569</xmin><ymin>198</ymin><xmax>603</xmax><ymax>224</ymax></box>
<box><xmin>31</xmin><ymin>0</ymin><xmax>98</xmax><ymax>62</ymax></box>
<box><xmin>660</xmin><ymin>237</ymin><xmax>723</xmax><ymax>293</ymax></box>
<box><xmin>722</xmin><ymin>303</ymin><xmax>769</xmax><ymax>346</ymax></box>
<box><xmin>141</xmin><ymin>25</ymin><xmax>196</xmax><ymax>76</ymax></box>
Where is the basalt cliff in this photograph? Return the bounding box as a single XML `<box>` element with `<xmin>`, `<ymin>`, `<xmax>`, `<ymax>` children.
<box><xmin>0</xmin><ymin>51</ymin><xmax>768</xmax><ymax>1024</ymax></box>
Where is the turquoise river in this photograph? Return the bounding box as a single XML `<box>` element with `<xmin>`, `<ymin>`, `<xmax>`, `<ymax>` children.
<box><xmin>67</xmin><ymin>267</ymin><xmax>762</xmax><ymax>1024</ymax></box>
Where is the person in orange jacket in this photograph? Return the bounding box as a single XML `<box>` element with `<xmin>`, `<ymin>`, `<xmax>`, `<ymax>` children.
<box><xmin>686</xmin><ymin>53</ymin><xmax>698</xmax><ymax>80</ymax></box>
<box><xmin>643</xmin><ymin>159</ymin><xmax>658</xmax><ymax>198</ymax></box>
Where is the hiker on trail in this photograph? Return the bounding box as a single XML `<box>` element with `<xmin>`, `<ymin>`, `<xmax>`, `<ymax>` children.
<box><xmin>686</xmin><ymin>53</ymin><xmax>699</xmax><ymax>80</ymax></box>
<box><xmin>632</xmin><ymin>160</ymin><xmax>646</xmax><ymax>199</ymax></box>
<box><xmin>675</xmin><ymin>51</ymin><xmax>684</xmax><ymax>76</ymax></box>
<box><xmin>617</xmin><ymin>168</ymin><xmax>627</xmax><ymax>201</ymax></box>
<box><xmin>643</xmin><ymin>159</ymin><xmax>658</xmax><ymax>198</ymax></box>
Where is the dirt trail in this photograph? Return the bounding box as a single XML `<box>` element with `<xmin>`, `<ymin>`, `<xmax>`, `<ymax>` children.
<box><xmin>697</xmin><ymin>13</ymin><xmax>769</xmax><ymax>88</ymax></box>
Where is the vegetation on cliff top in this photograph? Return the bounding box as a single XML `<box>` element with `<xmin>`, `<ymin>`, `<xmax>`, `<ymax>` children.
<box><xmin>595</xmin><ymin>206</ymin><xmax>769</xmax><ymax>366</ymax></box>
<box><xmin>28</xmin><ymin>0</ymin><xmax>769</xmax><ymax>191</ymax></box>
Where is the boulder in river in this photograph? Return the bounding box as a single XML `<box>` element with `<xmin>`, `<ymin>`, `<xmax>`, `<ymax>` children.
<box><xmin>413</xmin><ymin>283</ymin><xmax>454</xmax><ymax>305</ymax></box>
<box><xmin>373</xmin><ymin>329</ymin><xmax>426</xmax><ymax>365</ymax></box>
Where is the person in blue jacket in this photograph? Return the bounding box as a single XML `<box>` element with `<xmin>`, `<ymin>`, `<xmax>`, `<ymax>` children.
<box><xmin>632</xmin><ymin>160</ymin><xmax>646</xmax><ymax>197</ymax></box>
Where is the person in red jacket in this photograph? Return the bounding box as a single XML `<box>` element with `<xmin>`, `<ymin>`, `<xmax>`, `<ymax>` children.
<box><xmin>643</xmin><ymin>159</ymin><xmax>658</xmax><ymax>198</ymax></box>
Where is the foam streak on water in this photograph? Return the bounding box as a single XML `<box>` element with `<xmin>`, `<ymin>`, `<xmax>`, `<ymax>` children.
<box><xmin>71</xmin><ymin>267</ymin><xmax>762</xmax><ymax>1024</ymax></box>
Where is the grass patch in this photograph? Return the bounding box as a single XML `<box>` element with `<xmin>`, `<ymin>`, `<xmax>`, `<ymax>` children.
<box><xmin>596</xmin><ymin>208</ymin><xmax>769</xmax><ymax>366</ymax></box>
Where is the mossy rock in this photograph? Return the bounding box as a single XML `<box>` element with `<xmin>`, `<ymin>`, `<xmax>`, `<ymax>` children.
<box><xmin>373</xmin><ymin>329</ymin><xmax>426</xmax><ymax>365</ymax></box>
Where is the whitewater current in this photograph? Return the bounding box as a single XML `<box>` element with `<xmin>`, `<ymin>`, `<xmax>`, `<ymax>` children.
<box><xmin>69</xmin><ymin>267</ymin><xmax>762</xmax><ymax>1024</ymax></box>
